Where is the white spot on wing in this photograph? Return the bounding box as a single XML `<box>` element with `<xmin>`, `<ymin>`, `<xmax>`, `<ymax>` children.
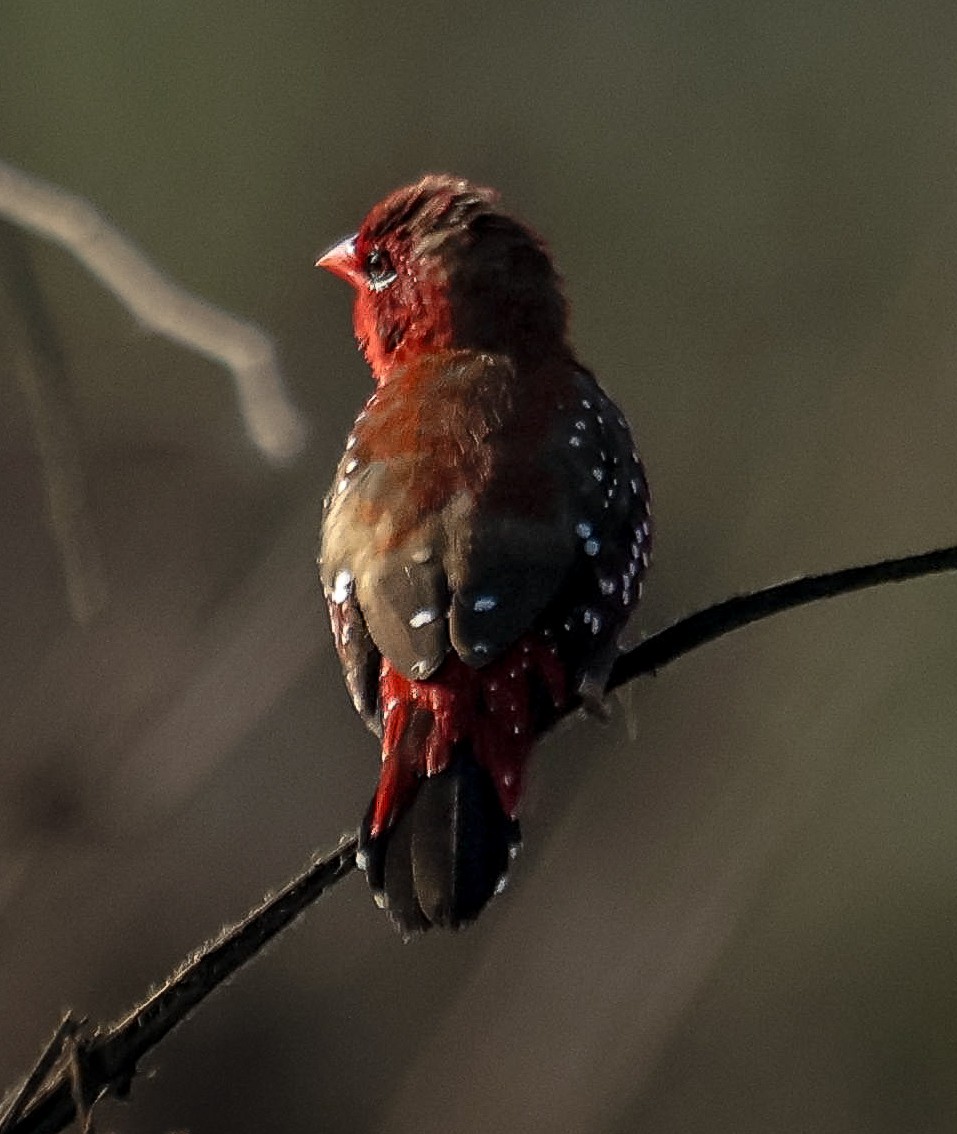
<box><xmin>575</xmin><ymin>521</ymin><xmax>593</xmax><ymax>538</ymax></box>
<box><xmin>409</xmin><ymin>607</ymin><xmax>439</xmax><ymax>628</ymax></box>
<box><xmin>584</xmin><ymin>538</ymin><xmax>600</xmax><ymax>556</ymax></box>
<box><xmin>473</xmin><ymin>595</ymin><xmax>498</xmax><ymax>612</ymax></box>
<box><xmin>331</xmin><ymin>569</ymin><xmax>353</xmax><ymax>604</ymax></box>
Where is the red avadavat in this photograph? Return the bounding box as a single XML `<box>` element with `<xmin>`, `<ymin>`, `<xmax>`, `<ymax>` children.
<box><xmin>317</xmin><ymin>175</ymin><xmax>651</xmax><ymax>934</ymax></box>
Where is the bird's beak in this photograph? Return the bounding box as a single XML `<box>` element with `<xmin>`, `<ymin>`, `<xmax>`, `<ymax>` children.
<box><xmin>315</xmin><ymin>234</ymin><xmax>364</xmax><ymax>289</ymax></box>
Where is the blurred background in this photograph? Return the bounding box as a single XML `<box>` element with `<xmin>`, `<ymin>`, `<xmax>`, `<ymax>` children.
<box><xmin>2</xmin><ymin>2</ymin><xmax>957</xmax><ymax>1131</ymax></box>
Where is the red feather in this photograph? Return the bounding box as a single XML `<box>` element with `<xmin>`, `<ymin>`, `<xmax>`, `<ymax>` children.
<box><xmin>318</xmin><ymin>175</ymin><xmax>652</xmax><ymax>933</ymax></box>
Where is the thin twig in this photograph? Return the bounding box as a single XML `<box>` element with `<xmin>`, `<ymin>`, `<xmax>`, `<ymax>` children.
<box><xmin>0</xmin><ymin>159</ymin><xmax>307</xmax><ymax>462</ymax></box>
<box><xmin>0</xmin><ymin>220</ymin><xmax>107</xmax><ymax>624</ymax></box>
<box><xmin>4</xmin><ymin>541</ymin><xmax>956</xmax><ymax>1134</ymax></box>
<box><xmin>0</xmin><ymin>1015</ymin><xmax>77</xmax><ymax>1133</ymax></box>
<box><xmin>606</xmin><ymin>542</ymin><xmax>957</xmax><ymax>691</ymax></box>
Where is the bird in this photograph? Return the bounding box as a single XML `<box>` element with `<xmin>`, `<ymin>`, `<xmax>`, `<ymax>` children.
<box><xmin>317</xmin><ymin>174</ymin><xmax>651</xmax><ymax>935</ymax></box>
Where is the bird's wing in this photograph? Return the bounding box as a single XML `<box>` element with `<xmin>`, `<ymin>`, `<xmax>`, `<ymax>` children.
<box><xmin>321</xmin><ymin>560</ymin><xmax>382</xmax><ymax>734</ymax></box>
<box><xmin>448</xmin><ymin>364</ymin><xmax>650</xmax><ymax>687</ymax></box>
<box><xmin>321</xmin><ymin>432</ymin><xmax>451</xmax><ymax>689</ymax></box>
<box><xmin>534</xmin><ymin>368</ymin><xmax>652</xmax><ymax>698</ymax></box>
<box><xmin>320</xmin><ymin>353</ymin><xmax>650</xmax><ymax>690</ymax></box>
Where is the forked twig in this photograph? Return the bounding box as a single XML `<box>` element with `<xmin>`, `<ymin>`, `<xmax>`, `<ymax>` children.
<box><xmin>0</xmin><ymin>1015</ymin><xmax>78</xmax><ymax>1133</ymax></box>
<box><xmin>5</xmin><ymin>841</ymin><xmax>357</xmax><ymax>1134</ymax></box>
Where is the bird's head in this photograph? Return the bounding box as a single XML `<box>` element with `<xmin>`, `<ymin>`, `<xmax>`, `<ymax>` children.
<box><xmin>317</xmin><ymin>174</ymin><xmax>570</xmax><ymax>383</ymax></box>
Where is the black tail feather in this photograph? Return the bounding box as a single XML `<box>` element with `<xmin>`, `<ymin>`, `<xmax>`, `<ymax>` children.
<box><xmin>359</xmin><ymin>748</ymin><xmax>521</xmax><ymax>935</ymax></box>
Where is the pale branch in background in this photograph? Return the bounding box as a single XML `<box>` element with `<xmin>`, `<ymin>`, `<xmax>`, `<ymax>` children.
<box><xmin>0</xmin><ymin>158</ymin><xmax>307</xmax><ymax>462</ymax></box>
<box><xmin>3</xmin><ymin>540</ymin><xmax>956</xmax><ymax>1134</ymax></box>
<box><xmin>0</xmin><ymin>220</ymin><xmax>107</xmax><ymax>624</ymax></box>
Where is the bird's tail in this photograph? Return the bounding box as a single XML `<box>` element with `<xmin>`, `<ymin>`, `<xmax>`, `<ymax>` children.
<box><xmin>357</xmin><ymin>642</ymin><xmax>566</xmax><ymax>935</ymax></box>
<box><xmin>359</xmin><ymin>745</ymin><xmax>520</xmax><ymax>936</ymax></box>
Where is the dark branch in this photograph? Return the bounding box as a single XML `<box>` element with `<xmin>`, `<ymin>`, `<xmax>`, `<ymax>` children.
<box><xmin>0</xmin><ymin>1016</ymin><xmax>79</xmax><ymax>1133</ymax></box>
<box><xmin>607</xmin><ymin>542</ymin><xmax>957</xmax><ymax>691</ymax></box>
<box><xmin>5</xmin><ymin>540</ymin><xmax>956</xmax><ymax>1134</ymax></box>
<box><xmin>6</xmin><ymin>840</ymin><xmax>357</xmax><ymax>1134</ymax></box>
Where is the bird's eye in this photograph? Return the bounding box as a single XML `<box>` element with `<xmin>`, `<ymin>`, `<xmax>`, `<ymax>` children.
<box><xmin>364</xmin><ymin>248</ymin><xmax>397</xmax><ymax>291</ymax></box>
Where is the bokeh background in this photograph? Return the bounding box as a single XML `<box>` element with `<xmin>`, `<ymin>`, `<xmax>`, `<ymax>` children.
<box><xmin>3</xmin><ymin>3</ymin><xmax>957</xmax><ymax>1131</ymax></box>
